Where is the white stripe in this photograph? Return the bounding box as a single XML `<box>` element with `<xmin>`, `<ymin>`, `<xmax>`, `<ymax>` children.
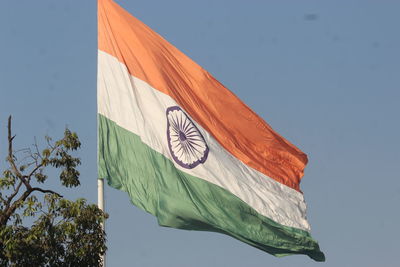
<box><xmin>97</xmin><ymin>50</ymin><xmax>311</xmax><ymax>231</ymax></box>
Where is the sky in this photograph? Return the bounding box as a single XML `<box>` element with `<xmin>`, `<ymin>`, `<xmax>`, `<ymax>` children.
<box><xmin>1</xmin><ymin>0</ymin><xmax>399</xmax><ymax>266</ymax></box>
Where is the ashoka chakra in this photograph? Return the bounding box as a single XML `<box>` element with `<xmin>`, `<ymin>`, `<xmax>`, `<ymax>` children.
<box><xmin>166</xmin><ymin>106</ymin><xmax>209</xmax><ymax>169</ymax></box>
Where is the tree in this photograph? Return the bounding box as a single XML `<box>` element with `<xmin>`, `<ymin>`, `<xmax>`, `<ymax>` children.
<box><xmin>0</xmin><ymin>116</ymin><xmax>107</xmax><ymax>267</ymax></box>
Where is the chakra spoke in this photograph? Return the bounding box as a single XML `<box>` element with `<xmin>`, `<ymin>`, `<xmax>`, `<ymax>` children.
<box><xmin>187</xmin><ymin>140</ymin><xmax>204</xmax><ymax>152</ymax></box>
<box><xmin>182</xmin><ymin>118</ymin><xmax>190</xmax><ymax>132</ymax></box>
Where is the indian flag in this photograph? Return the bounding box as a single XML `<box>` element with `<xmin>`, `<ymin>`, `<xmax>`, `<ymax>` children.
<box><xmin>97</xmin><ymin>0</ymin><xmax>324</xmax><ymax>261</ymax></box>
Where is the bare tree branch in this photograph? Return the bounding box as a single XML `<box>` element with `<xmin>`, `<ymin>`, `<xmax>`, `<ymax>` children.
<box><xmin>8</xmin><ymin>116</ymin><xmax>15</xmax><ymax>160</ymax></box>
<box><xmin>31</xmin><ymin>188</ymin><xmax>62</xmax><ymax>198</ymax></box>
<box><xmin>33</xmin><ymin>137</ymin><xmax>43</xmax><ymax>161</ymax></box>
<box><xmin>26</xmin><ymin>163</ymin><xmax>44</xmax><ymax>182</ymax></box>
<box><xmin>4</xmin><ymin>180</ymin><xmax>23</xmax><ymax>211</ymax></box>
<box><xmin>7</xmin><ymin>116</ymin><xmax>30</xmax><ymax>190</ymax></box>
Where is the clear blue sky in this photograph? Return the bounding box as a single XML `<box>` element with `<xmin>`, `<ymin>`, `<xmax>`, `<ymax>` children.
<box><xmin>1</xmin><ymin>1</ymin><xmax>399</xmax><ymax>266</ymax></box>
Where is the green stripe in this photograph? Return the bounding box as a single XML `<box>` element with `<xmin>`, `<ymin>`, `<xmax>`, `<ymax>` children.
<box><xmin>98</xmin><ymin>114</ymin><xmax>325</xmax><ymax>261</ymax></box>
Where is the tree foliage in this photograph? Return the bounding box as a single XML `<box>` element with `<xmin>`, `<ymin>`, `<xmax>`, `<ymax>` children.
<box><xmin>0</xmin><ymin>116</ymin><xmax>107</xmax><ymax>266</ymax></box>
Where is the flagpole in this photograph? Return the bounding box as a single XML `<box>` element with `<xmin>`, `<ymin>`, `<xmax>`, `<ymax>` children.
<box><xmin>98</xmin><ymin>178</ymin><xmax>106</xmax><ymax>266</ymax></box>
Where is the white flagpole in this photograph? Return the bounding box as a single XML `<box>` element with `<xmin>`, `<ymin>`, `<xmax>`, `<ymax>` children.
<box><xmin>98</xmin><ymin>178</ymin><xmax>106</xmax><ymax>266</ymax></box>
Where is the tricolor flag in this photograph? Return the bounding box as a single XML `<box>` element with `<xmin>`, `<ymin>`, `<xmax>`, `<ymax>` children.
<box><xmin>97</xmin><ymin>0</ymin><xmax>324</xmax><ymax>261</ymax></box>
